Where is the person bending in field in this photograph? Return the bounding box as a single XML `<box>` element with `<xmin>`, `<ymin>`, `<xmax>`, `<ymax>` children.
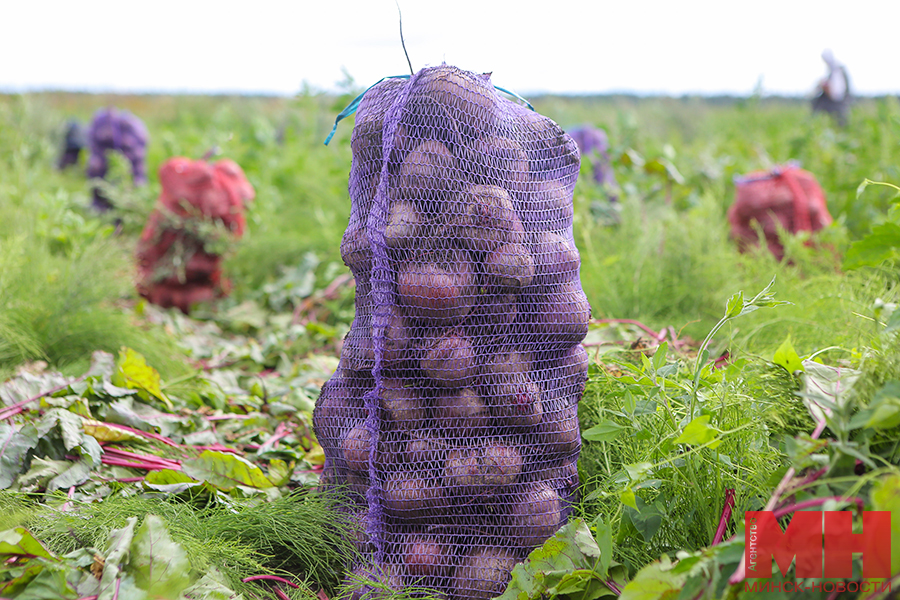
<box><xmin>135</xmin><ymin>156</ymin><xmax>255</xmax><ymax>314</ymax></box>
<box><xmin>812</xmin><ymin>49</ymin><xmax>851</xmax><ymax>127</ymax></box>
<box><xmin>57</xmin><ymin>120</ymin><xmax>87</xmax><ymax>170</ymax></box>
<box><xmin>86</xmin><ymin>107</ymin><xmax>149</xmax><ymax>211</ymax></box>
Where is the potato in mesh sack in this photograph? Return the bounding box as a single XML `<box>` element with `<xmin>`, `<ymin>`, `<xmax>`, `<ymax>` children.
<box><xmin>728</xmin><ymin>164</ymin><xmax>832</xmax><ymax>261</ymax></box>
<box><xmin>314</xmin><ymin>65</ymin><xmax>587</xmax><ymax>599</ymax></box>
<box><xmin>135</xmin><ymin>157</ymin><xmax>255</xmax><ymax>314</ymax></box>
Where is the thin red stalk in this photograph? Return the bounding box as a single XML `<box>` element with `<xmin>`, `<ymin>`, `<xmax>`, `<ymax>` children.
<box><xmin>242</xmin><ymin>575</ymin><xmax>300</xmax><ymax>589</ymax></box>
<box><xmin>77</xmin><ymin>596</ymin><xmax>99</xmax><ymax>600</ymax></box>
<box><xmin>103</xmin><ymin>447</ymin><xmax>180</xmax><ymax>466</ymax></box>
<box><xmin>206</xmin><ymin>414</ymin><xmax>255</xmax><ymax>421</ymax></box>
<box><xmin>273</xmin><ymin>588</ymin><xmax>291</xmax><ymax>600</ymax></box>
<box><xmin>113</xmin><ymin>577</ymin><xmax>121</xmax><ymax>600</ymax></box>
<box><xmin>193</xmin><ymin>444</ymin><xmax>240</xmax><ymax>454</ymax></box>
<box><xmin>101</xmin><ymin>457</ymin><xmax>179</xmax><ymax>471</ymax></box>
<box><xmin>0</xmin><ymin>381</ymin><xmax>77</xmax><ymax>420</ymax></box>
<box><xmin>97</xmin><ymin>422</ymin><xmax>178</xmax><ymax>446</ymax></box>
<box><xmin>773</xmin><ymin>496</ymin><xmax>864</xmax><ymax>520</ymax></box>
<box><xmin>605</xmin><ymin>579</ymin><xmax>622</xmax><ymax>595</ymax></box>
<box><xmin>712</xmin><ymin>489</ymin><xmax>736</xmax><ymax>546</ymax></box>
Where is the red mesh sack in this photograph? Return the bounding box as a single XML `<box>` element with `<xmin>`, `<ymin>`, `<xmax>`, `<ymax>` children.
<box><xmin>728</xmin><ymin>164</ymin><xmax>832</xmax><ymax>261</ymax></box>
<box><xmin>135</xmin><ymin>157</ymin><xmax>255</xmax><ymax>313</ymax></box>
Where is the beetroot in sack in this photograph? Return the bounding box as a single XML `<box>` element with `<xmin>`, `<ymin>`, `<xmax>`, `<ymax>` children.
<box><xmin>135</xmin><ymin>156</ymin><xmax>255</xmax><ymax>314</ymax></box>
<box><xmin>567</xmin><ymin>125</ymin><xmax>618</xmax><ymax>200</ymax></box>
<box><xmin>314</xmin><ymin>65</ymin><xmax>589</xmax><ymax>599</ymax></box>
<box><xmin>728</xmin><ymin>164</ymin><xmax>832</xmax><ymax>261</ymax></box>
<box><xmin>86</xmin><ymin>107</ymin><xmax>149</xmax><ymax>211</ymax></box>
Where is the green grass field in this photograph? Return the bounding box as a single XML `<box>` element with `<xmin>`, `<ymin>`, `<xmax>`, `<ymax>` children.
<box><xmin>1</xmin><ymin>90</ymin><xmax>899</xmax><ymax>600</ymax></box>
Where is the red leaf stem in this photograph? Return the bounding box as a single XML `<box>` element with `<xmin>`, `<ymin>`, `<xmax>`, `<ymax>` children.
<box><xmin>241</xmin><ymin>575</ymin><xmax>300</xmax><ymax>589</ymax></box>
<box><xmin>772</xmin><ymin>496</ymin><xmax>864</xmax><ymax>520</ymax></box>
<box><xmin>0</xmin><ymin>380</ymin><xmax>78</xmax><ymax>421</ymax></box>
<box><xmin>712</xmin><ymin>489</ymin><xmax>736</xmax><ymax>546</ymax></box>
<box><xmin>96</xmin><ymin>422</ymin><xmax>178</xmax><ymax>446</ymax></box>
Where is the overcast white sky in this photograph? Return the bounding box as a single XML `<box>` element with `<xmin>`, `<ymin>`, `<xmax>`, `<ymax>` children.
<box><xmin>3</xmin><ymin>0</ymin><xmax>899</xmax><ymax>97</ymax></box>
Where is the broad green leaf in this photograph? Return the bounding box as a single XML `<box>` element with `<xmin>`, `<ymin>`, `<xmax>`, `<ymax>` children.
<box><xmin>182</xmin><ymin>450</ymin><xmax>273</xmax><ymax>491</ymax></box>
<box><xmin>799</xmin><ymin>360</ymin><xmax>861</xmax><ymax>424</ymax></box>
<box><xmin>42</xmin><ymin>408</ymin><xmax>83</xmax><ymax>451</ymax></box>
<box><xmin>582</xmin><ymin>420</ymin><xmax>626</xmax><ymax>442</ymax></box>
<box><xmin>592</xmin><ymin>517</ymin><xmax>613</xmax><ymax>579</ymax></box>
<box><xmin>724</xmin><ymin>292</ymin><xmax>743</xmax><ymax>318</ymax></box>
<box><xmin>112</xmin><ymin>347</ymin><xmax>174</xmax><ymax>411</ymax></box>
<box><xmin>865</xmin><ymin>381</ymin><xmax>900</xmax><ymax>430</ymax></box>
<box><xmin>622</xmin><ymin>390</ymin><xmax>636</xmax><ymax>414</ymax></box>
<box><xmin>773</xmin><ymin>335</ymin><xmax>804</xmax><ymax>374</ymax></box>
<box><xmin>619</xmin><ymin>555</ymin><xmax>687</xmax><ymax>600</ymax></box>
<box><xmin>626</xmin><ymin>497</ymin><xmax>663</xmax><ymax>542</ymax></box>
<box><xmin>674</xmin><ymin>415</ymin><xmax>718</xmax><ymax>447</ymax></box>
<box><xmin>0</xmin><ymin>422</ymin><xmax>39</xmax><ymax>489</ymax></box>
<box><xmin>651</xmin><ymin>342</ymin><xmax>668</xmax><ymax>372</ymax></box>
<box><xmin>620</xmin><ymin>488</ymin><xmax>637</xmax><ymax>510</ymax></box>
<box><xmin>144</xmin><ymin>469</ymin><xmax>201</xmax><ymax>494</ymax></box>
<box><xmin>267</xmin><ymin>458</ymin><xmax>293</xmax><ymax>486</ymax></box>
<box><xmin>498</xmin><ymin>519</ymin><xmax>611</xmax><ymax>600</ymax></box>
<box><xmin>9</xmin><ymin>561</ymin><xmax>78</xmax><ymax>600</ymax></box>
<box><xmin>129</xmin><ymin>515</ymin><xmax>194</xmax><ymax>599</ymax></box>
<box><xmin>181</xmin><ymin>568</ymin><xmax>242</xmax><ymax>600</ymax></box>
<box><xmin>843</xmin><ymin>222</ymin><xmax>900</xmax><ymax>270</ymax></box>
<box><xmin>47</xmin><ymin>459</ymin><xmax>92</xmax><ymax>492</ymax></box>
<box><xmin>18</xmin><ymin>457</ymin><xmax>70</xmax><ymax>488</ymax></box>
<box><xmin>98</xmin><ymin>518</ymin><xmax>136</xmax><ymax>600</ymax></box>
<box><xmin>624</xmin><ymin>462</ymin><xmax>653</xmax><ymax>482</ymax></box>
<box><xmin>0</xmin><ymin>527</ymin><xmax>57</xmax><ymax>560</ymax></box>
<box><xmin>871</xmin><ymin>475</ymin><xmax>900</xmax><ymax>576</ymax></box>
<box><xmin>82</xmin><ymin>419</ymin><xmax>142</xmax><ymax>443</ymax></box>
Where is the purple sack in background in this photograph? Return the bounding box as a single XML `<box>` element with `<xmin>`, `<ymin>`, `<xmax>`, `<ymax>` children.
<box><xmin>567</xmin><ymin>125</ymin><xmax>618</xmax><ymax>201</ymax></box>
<box><xmin>314</xmin><ymin>65</ymin><xmax>590</xmax><ymax>600</ymax></box>
<box><xmin>87</xmin><ymin>107</ymin><xmax>149</xmax><ymax>211</ymax></box>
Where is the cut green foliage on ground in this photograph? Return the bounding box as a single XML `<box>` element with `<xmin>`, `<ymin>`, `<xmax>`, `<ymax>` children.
<box><xmin>1</xmin><ymin>92</ymin><xmax>899</xmax><ymax>598</ymax></box>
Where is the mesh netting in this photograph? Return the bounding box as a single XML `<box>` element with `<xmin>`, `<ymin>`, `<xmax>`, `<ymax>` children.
<box><xmin>567</xmin><ymin>125</ymin><xmax>617</xmax><ymax>194</ymax></box>
<box><xmin>314</xmin><ymin>65</ymin><xmax>589</xmax><ymax>600</ymax></box>
<box><xmin>134</xmin><ymin>157</ymin><xmax>255</xmax><ymax>314</ymax></box>
<box><xmin>87</xmin><ymin>107</ymin><xmax>149</xmax><ymax>211</ymax></box>
<box><xmin>728</xmin><ymin>164</ymin><xmax>832</xmax><ymax>261</ymax></box>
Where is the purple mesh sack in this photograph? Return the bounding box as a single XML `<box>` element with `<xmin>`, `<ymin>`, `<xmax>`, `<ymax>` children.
<box><xmin>87</xmin><ymin>107</ymin><xmax>149</xmax><ymax>211</ymax></box>
<box><xmin>314</xmin><ymin>65</ymin><xmax>590</xmax><ymax>600</ymax></box>
<box><xmin>567</xmin><ymin>125</ymin><xmax>618</xmax><ymax>199</ymax></box>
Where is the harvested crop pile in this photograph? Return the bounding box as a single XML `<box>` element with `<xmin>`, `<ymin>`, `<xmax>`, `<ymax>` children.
<box><xmin>314</xmin><ymin>65</ymin><xmax>589</xmax><ymax>599</ymax></box>
<box><xmin>135</xmin><ymin>156</ymin><xmax>255</xmax><ymax>314</ymax></box>
<box><xmin>728</xmin><ymin>164</ymin><xmax>833</xmax><ymax>261</ymax></box>
<box><xmin>86</xmin><ymin>107</ymin><xmax>149</xmax><ymax>211</ymax></box>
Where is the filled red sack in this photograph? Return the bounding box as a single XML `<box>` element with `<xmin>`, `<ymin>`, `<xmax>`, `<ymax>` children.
<box><xmin>728</xmin><ymin>165</ymin><xmax>832</xmax><ymax>261</ymax></box>
<box><xmin>136</xmin><ymin>157</ymin><xmax>255</xmax><ymax>313</ymax></box>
